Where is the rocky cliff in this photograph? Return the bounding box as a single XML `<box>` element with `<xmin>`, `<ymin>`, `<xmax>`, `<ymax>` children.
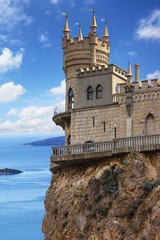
<box><xmin>42</xmin><ymin>152</ymin><xmax>160</xmax><ymax>240</ymax></box>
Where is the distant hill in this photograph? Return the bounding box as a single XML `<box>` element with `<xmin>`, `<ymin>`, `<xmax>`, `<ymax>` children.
<box><xmin>24</xmin><ymin>136</ymin><xmax>65</xmax><ymax>147</ymax></box>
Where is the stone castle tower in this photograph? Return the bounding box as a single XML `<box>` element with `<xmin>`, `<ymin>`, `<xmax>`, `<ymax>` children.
<box><xmin>62</xmin><ymin>11</ymin><xmax>110</xmax><ymax>109</ymax></box>
<box><xmin>53</xmin><ymin>11</ymin><xmax>160</xmax><ymax>151</ymax></box>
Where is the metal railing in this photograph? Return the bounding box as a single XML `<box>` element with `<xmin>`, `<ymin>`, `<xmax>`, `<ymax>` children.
<box><xmin>52</xmin><ymin>134</ymin><xmax>160</xmax><ymax>160</ymax></box>
<box><xmin>54</xmin><ymin>103</ymin><xmax>74</xmax><ymax>116</ymax></box>
<box><xmin>112</xmin><ymin>94</ymin><xmax>119</xmax><ymax>103</ymax></box>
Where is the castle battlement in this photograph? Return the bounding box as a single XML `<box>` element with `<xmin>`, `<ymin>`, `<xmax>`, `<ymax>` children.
<box><xmin>76</xmin><ymin>64</ymin><xmax>127</xmax><ymax>82</ymax></box>
<box><xmin>119</xmin><ymin>79</ymin><xmax>160</xmax><ymax>93</ymax></box>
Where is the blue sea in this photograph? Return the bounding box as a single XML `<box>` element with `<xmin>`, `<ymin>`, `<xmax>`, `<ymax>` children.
<box><xmin>0</xmin><ymin>136</ymin><xmax>53</xmax><ymax>240</ymax></box>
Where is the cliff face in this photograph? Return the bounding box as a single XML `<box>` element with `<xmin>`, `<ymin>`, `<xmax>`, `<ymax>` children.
<box><xmin>42</xmin><ymin>152</ymin><xmax>160</xmax><ymax>240</ymax></box>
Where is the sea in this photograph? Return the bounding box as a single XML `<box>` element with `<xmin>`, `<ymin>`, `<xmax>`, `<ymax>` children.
<box><xmin>0</xmin><ymin>136</ymin><xmax>53</xmax><ymax>240</ymax></box>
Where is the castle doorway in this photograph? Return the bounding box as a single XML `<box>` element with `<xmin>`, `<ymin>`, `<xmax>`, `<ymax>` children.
<box><xmin>145</xmin><ymin>114</ymin><xmax>156</xmax><ymax>135</ymax></box>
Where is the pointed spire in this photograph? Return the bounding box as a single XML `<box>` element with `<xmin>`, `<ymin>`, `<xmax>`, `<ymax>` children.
<box><xmin>63</xmin><ymin>14</ymin><xmax>70</xmax><ymax>39</ymax></box>
<box><xmin>103</xmin><ymin>20</ymin><xmax>109</xmax><ymax>41</ymax></box>
<box><xmin>127</xmin><ymin>61</ymin><xmax>133</xmax><ymax>76</ymax></box>
<box><xmin>90</xmin><ymin>9</ymin><xmax>97</xmax><ymax>33</ymax></box>
<box><xmin>126</xmin><ymin>61</ymin><xmax>133</xmax><ymax>86</ymax></box>
<box><xmin>78</xmin><ymin>24</ymin><xmax>83</xmax><ymax>41</ymax></box>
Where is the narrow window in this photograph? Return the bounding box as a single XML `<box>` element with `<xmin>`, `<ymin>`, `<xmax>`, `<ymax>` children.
<box><xmin>104</xmin><ymin>121</ymin><xmax>105</xmax><ymax>132</ymax></box>
<box><xmin>68</xmin><ymin>135</ymin><xmax>71</xmax><ymax>145</ymax></box>
<box><xmin>87</xmin><ymin>86</ymin><xmax>93</xmax><ymax>100</ymax></box>
<box><xmin>96</xmin><ymin>85</ymin><xmax>102</xmax><ymax>99</ymax></box>
<box><xmin>114</xmin><ymin>127</ymin><xmax>117</xmax><ymax>138</ymax></box>
<box><xmin>68</xmin><ymin>88</ymin><xmax>74</xmax><ymax>109</ymax></box>
<box><xmin>91</xmin><ymin>116</ymin><xmax>95</xmax><ymax>127</ymax></box>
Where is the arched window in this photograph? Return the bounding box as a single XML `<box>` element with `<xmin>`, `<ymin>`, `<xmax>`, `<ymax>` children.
<box><xmin>96</xmin><ymin>85</ymin><xmax>102</xmax><ymax>99</ymax></box>
<box><xmin>68</xmin><ymin>135</ymin><xmax>71</xmax><ymax>145</ymax></box>
<box><xmin>68</xmin><ymin>88</ymin><xmax>74</xmax><ymax>109</ymax></box>
<box><xmin>145</xmin><ymin>114</ymin><xmax>156</xmax><ymax>135</ymax></box>
<box><xmin>87</xmin><ymin>86</ymin><xmax>93</xmax><ymax>100</ymax></box>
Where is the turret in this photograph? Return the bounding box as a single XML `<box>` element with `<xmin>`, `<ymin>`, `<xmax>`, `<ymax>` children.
<box><xmin>89</xmin><ymin>10</ymin><xmax>98</xmax><ymax>66</ymax></box>
<box><xmin>126</xmin><ymin>61</ymin><xmax>133</xmax><ymax>86</ymax></box>
<box><xmin>78</xmin><ymin>24</ymin><xmax>83</xmax><ymax>42</ymax></box>
<box><xmin>63</xmin><ymin>15</ymin><xmax>70</xmax><ymax>39</ymax></box>
<box><xmin>90</xmin><ymin>9</ymin><xmax>97</xmax><ymax>34</ymax></box>
<box><xmin>102</xmin><ymin>20</ymin><xmax>109</xmax><ymax>42</ymax></box>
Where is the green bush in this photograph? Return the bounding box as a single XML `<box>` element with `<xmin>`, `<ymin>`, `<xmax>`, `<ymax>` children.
<box><xmin>96</xmin><ymin>204</ymin><xmax>108</xmax><ymax>216</ymax></box>
<box><xmin>143</xmin><ymin>181</ymin><xmax>153</xmax><ymax>194</ymax></box>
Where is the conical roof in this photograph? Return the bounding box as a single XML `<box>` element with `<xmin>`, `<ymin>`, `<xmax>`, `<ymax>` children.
<box><xmin>63</xmin><ymin>15</ymin><xmax>70</xmax><ymax>33</ymax></box>
<box><xmin>90</xmin><ymin>11</ymin><xmax>97</xmax><ymax>28</ymax></box>
<box><xmin>103</xmin><ymin>21</ymin><xmax>109</xmax><ymax>38</ymax></box>
<box><xmin>78</xmin><ymin>24</ymin><xmax>83</xmax><ymax>41</ymax></box>
<box><xmin>126</xmin><ymin>61</ymin><xmax>133</xmax><ymax>76</ymax></box>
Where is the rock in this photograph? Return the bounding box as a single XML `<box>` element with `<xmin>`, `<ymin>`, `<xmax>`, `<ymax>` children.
<box><xmin>0</xmin><ymin>168</ymin><xmax>23</xmax><ymax>175</ymax></box>
<box><xmin>42</xmin><ymin>152</ymin><xmax>160</xmax><ymax>240</ymax></box>
<box><xmin>74</xmin><ymin>214</ymin><xmax>86</xmax><ymax>231</ymax></box>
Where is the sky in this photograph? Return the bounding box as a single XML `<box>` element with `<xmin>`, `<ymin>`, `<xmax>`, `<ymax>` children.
<box><xmin>0</xmin><ymin>0</ymin><xmax>160</xmax><ymax>137</ymax></box>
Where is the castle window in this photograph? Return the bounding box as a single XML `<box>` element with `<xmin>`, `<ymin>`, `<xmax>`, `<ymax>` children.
<box><xmin>104</xmin><ymin>121</ymin><xmax>106</xmax><ymax>132</ymax></box>
<box><xmin>87</xmin><ymin>86</ymin><xmax>93</xmax><ymax>100</ymax></box>
<box><xmin>114</xmin><ymin>127</ymin><xmax>117</xmax><ymax>138</ymax></box>
<box><xmin>96</xmin><ymin>85</ymin><xmax>102</xmax><ymax>99</ymax></box>
<box><xmin>68</xmin><ymin>135</ymin><xmax>71</xmax><ymax>145</ymax></box>
<box><xmin>68</xmin><ymin>88</ymin><xmax>74</xmax><ymax>109</ymax></box>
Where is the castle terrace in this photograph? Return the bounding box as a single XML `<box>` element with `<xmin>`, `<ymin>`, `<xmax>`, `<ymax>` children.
<box><xmin>50</xmin><ymin>134</ymin><xmax>160</xmax><ymax>170</ymax></box>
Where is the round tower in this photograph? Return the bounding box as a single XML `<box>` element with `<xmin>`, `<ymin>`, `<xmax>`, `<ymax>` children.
<box><xmin>62</xmin><ymin>11</ymin><xmax>111</xmax><ymax>109</ymax></box>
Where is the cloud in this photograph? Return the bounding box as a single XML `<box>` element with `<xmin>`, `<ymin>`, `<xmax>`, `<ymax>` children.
<box><xmin>50</xmin><ymin>80</ymin><xmax>65</xmax><ymax>95</ymax></box>
<box><xmin>7</xmin><ymin>108</ymin><xmax>18</xmax><ymax>116</ymax></box>
<box><xmin>0</xmin><ymin>0</ymin><xmax>33</xmax><ymax>31</ymax></box>
<box><xmin>50</xmin><ymin>0</ymin><xmax>60</xmax><ymax>4</ymax></box>
<box><xmin>135</xmin><ymin>9</ymin><xmax>160</xmax><ymax>41</ymax></box>
<box><xmin>147</xmin><ymin>70</ymin><xmax>160</xmax><ymax>80</ymax></box>
<box><xmin>0</xmin><ymin>47</ymin><xmax>24</xmax><ymax>73</ymax></box>
<box><xmin>128</xmin><ymin>51</ymin><xmax>137</xmax><ymax>56</ymax></box>
<box><xmin>0</xmin><ymin>105</ymin><xmax>64</xmax><ymax>135</ymax></box>
<box><xmin>39</xmin><ymin>33</ymin><xmax>52</xmax><ymax>48</ymax></box>
<box><xmin>39</xmin><ymin>34</ymin><xmax>48</xmax><ymax>43</ymax></box>
<box><xmin>0</xmin><ymin>82</ymin><xmax>26</xmax><ymax>103</ymax></box>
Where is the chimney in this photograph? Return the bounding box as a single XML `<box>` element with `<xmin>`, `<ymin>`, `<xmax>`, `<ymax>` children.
<box><xmin>134</xmin><ymin>63</ymin><xmax>140</xmax><ymax>82</ymax></box>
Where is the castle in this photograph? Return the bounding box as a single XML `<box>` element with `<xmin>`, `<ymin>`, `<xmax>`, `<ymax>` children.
<box><xmin>51</xmin><ymin>11</ymin><xmax>160</xmax><ymax>171</ymax></box>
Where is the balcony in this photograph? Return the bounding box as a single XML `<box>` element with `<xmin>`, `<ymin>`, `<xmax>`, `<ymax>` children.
<box><xmin>50</xmin><ymin>134</ymin><xmax>160</xmax><ymax>171</ymax></box>
<box><xmin>53</xmin><ymin>103</ymin><xmax>71</xmax><ymax>129</ymax></box>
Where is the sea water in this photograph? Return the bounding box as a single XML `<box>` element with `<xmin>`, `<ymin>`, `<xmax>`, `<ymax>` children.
<box><xmin>0</xmin><ymin>136</ymin><xmax>52</xmax><ymax>240</ymax></box>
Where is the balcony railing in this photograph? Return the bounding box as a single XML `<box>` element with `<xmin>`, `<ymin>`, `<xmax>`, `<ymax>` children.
<box><xmin>54</xmin><ymin>103</ymin><xmax>66</xmax><ymax>116</ymax></box>
<box><xmin>52</xmin><ymin>134</ymin><xmax>160</xmax><ymax>161</ymax></box>
<box><xmin>112</xmin><ymin>94</ymin><xmax>119</xmax><ymax>103</ymax></box>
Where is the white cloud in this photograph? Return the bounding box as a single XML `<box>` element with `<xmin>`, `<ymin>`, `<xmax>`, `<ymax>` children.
<box><xmin>147</xmin><ymin>70</ymin><xmax>160</xmax><ymax>80</ymax></box>
<box><xmin>0</xmin><ymin>0</ymin><xmax>33</xmax><ymax>31</ymax></box>
<box><xmin>39</xmin><ymin>34</ymin><xmax>48</xmax><ymax>43</ymax></box>
<box><xmin>50</xmin><ymin>0</ymin><xmax>59</xmax><ymax>4</ymax></box>
<box><xmin>50</xmin><ymin>80</ymin><xmax>65</xmax><ymax>95</ymax></box>
<box><xmin>0</xmin><ymin>82</ymin><xmax>26</xmax><ymax>103</ymax></box>
<box><xmin>39</xmin><ymin>33</ymin><xmax>52</xmax><ymax>48</ymax></box>
<box><xmin>136</xmin><ymin>9</ymin><xmax>160</xmax><ymax>41</ymax></box>
<box><xmin>128</xmin><ymin>51</ymin><xmax>137</xmax><ymax>56</ymax></box>
<box><xmin>0</xmin><ymin>105</ymin><xmax>64</xmax><ymax>135</ymax></box>
<box><xmin>7</xmin><ymin>108</ymin><xmax>18</xmax><ymax>116</ymax></box>
<box><xmin>0</xmin><ymin>47</ymin><xmax>24</xmax><ymax>73</ymax></box>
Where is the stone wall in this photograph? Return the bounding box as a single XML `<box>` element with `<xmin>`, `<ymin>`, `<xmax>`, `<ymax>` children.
<box><xmin>70</xmin><ymin>95</ymin><xmax>160</xmax><ymax>144</ymax></box>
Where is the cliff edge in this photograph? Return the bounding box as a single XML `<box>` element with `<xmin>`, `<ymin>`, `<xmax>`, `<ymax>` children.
<box><xmin>42</xmin><ymin>152</ymin><xmax>160</xmax><ymax>240</ymax></box>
